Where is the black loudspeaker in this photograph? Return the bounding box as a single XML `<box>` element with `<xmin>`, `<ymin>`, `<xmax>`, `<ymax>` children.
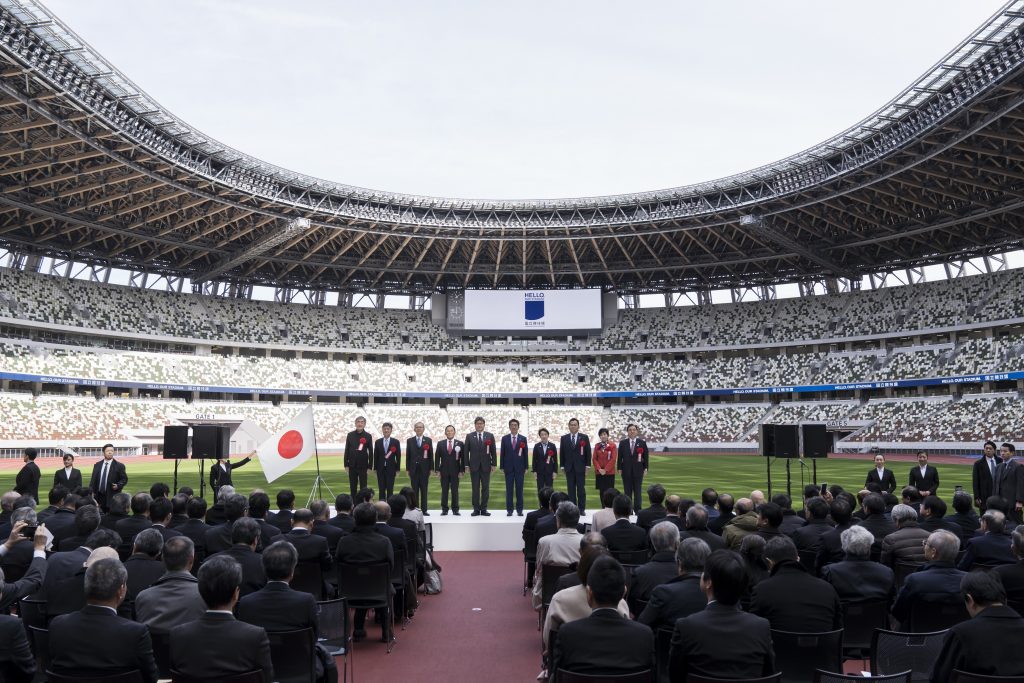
<box><xmin>192</xmin><ymin>425</ymin><xmax>229</xmax><ymax>460</ymax></box>
<box><xmin>761</xmin><ymin>424</ymin><xmax>800</xmax><ymax>458</ymax></box>
<box><xmin>163</xmin><ymin>426</ymin><xmax>189</xmax><ymax>459</ymax></box>
<box><xmin>802</xmin><ymin>424</ymin><xmax>833</xmax><ymax>459</ymax></box>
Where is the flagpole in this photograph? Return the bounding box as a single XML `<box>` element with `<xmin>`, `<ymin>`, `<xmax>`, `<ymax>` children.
<box><xmin>306</xmin><ymin>405</ymin><xmax>335</xmax><ymax>507</ymax></box>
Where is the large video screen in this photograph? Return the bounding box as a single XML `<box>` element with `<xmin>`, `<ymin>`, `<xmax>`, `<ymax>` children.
<box><xmin>462</xmin><ymin>289</ymin><xmax>602</xmax><ymax>334</ymax></box>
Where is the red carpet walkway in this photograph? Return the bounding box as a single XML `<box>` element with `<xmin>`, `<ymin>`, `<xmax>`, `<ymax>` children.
<box><xmin>345</xmin><ymin>551</ymin><xmax>540</xmax><ymax>682</ymax></box>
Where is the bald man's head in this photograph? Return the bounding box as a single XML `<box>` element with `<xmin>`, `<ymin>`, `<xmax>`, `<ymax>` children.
<box><xmin>750</xmin><ymin>490</ymin><xmax>765</xmax><ymax>506</ymax></box>
<box><xmin>735</xmin><ymin>498</ymin><xmax>754</xmax><ymax>514</ymax></box>
<box><xmin>373</xmin><ymin>501</ymin><xmax>391</xmax><ymax>522</ymax></box>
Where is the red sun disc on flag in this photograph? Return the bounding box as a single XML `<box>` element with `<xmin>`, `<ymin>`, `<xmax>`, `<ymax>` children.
<box><xmin>278</xmin><ymin>430</ymin><xmax>303</xmax><ymax>459</ymax></box>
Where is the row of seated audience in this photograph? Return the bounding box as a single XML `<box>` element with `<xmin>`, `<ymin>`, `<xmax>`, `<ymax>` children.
<box><xmin>523</xmin><ymin>481</ymin><xmax>1024</xmax><ymax>681</ymax></box>
<box><xmin>0</xmin><ymin>480</ymin><xmax>433</xmax><ymax>683</ymax></box>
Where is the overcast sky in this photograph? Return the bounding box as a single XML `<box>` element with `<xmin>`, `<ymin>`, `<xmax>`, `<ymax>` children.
<box><xmin>45</xmin><ymin>0</ymin><xmax>1005</xmax><ymax>200</ymax></box>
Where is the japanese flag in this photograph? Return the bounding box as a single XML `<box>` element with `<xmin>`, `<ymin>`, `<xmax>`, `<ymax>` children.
<box><xmin>256</xmin><ymin>405</ymin><xmax>316</xmax><ymax>483</ymax></box>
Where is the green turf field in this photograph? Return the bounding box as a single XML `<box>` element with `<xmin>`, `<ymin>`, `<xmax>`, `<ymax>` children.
<box><xmin>2</xmin><ymin>455</ymin><xmax>978</xmax><ymax>512</ymax></box>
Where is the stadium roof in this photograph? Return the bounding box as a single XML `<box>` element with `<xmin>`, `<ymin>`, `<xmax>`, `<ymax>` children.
<box><xmin>1</xmin><ymin>0</ymin><xmax>1024</xmax><ymax>295</ymax></box>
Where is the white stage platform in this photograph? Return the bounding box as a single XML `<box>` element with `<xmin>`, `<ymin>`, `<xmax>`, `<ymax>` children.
<box><xmin>425</xmin><ymin>510</ymin><xmax>594</xmax><ymax>551</ymax></box>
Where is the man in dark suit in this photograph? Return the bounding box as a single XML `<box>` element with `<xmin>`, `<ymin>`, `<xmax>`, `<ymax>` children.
<box><xmin>49</xmin><ymin>557</ymin><xmax>159</xmax><ymax>683</ymax></box>
<box><xmin>855</xmin><ymin>493</ymin><xmax>896</xmax><ymax>545</ymax></box>
<box><xmin>909</xmin><ymin>450</ymin><xmax>940</xmax><ymax>497</ymax></box>
<box><xmin>930</xmin><ymin>571</ymin><xmax>1024</xmax><ymax>682</ymax></box>
<box><xmin>532</xmin><ymin>428</ymin><xmax>558</xmax><ymax>492</ymax></box>
<box><xmin>170</xmin><ymin>554</ymin><xmax>274</xmax><ymax>683</ymax></box>
<box><xmin>618</xmin><ymin>424</ymin><xmax>650</xmax><ymax>515</ymax></box>
<box><xmin>638</xmin><ymin>536</ymin><xmax>712</xmax><ymax>631</ymax></box>
<box><xmin>821</xmin><ymin>525</ymin><xmax>895</xmax><ymax>604</ymax></box>
<box><xmin>658</xmin><ymin>495</ymin><xmax>687</xmax><ymax>534</ymax></box>
<box><xmin>209</xmin><ymin>451</ymin><xmax>252</xmax><ymax>501</ymax></box>
<box><xmin>99</xmin><ymin>492</ymin><xmax>130</xmax><ymax>532</ymax></box>
<box><xmin>994</xmin><ymin>525</ymin><xmax>1024</xmax><ymax>609</ymax></box>
<box><xmin>434</xmin><ymin>425</ymin><xmax>464</xmax><ymax>515</ymax></box>
<box><xmin>995</xmin><ymin>443</ymin><xmax>1024</xmax><ymax>524</ymax></box>
<box><xmin>267</xmin><ymin>489</ymin><xmax>296</xmax><ymax>534</ymax></box>
<box><xmin>207</xmin><ymin>518</ymin><xmax>266</xmax><ymax>597</ymax></box>
<box><xmin>500</xmin><ymin>418</ymin><xmax>529</xmax><ymax>517</ymax></box>
<box><xmin>636</xmin><ymin>483</ymin><xmax>667</xmax><ymax>531</ymax></box>
<box><xmin>247</xmin><ymin>492</ymin><xmax>283</xmax><ymax>551</ymax></box>
<box><xmin>0</xmin><ymin>508</ymin><xmax>36</xmax><ymax>583</ymax></box>
<box><xmin>560</xmin><ymin>417</ymin><xmax>591</xmax><ymax>514</ymax></box>
<box><xmin>865</xmin><ymin>453</ymin><xmax>897</xmax><ymax>494</ymax></box>
<box><xmin>791</xmin><ymin>496</ymin><xmax>835</xmax><ymax>554</ymax></box>
<box><xmin>329</xmin><ymin>493</ymin><xmax>356</xmax><ymax>532</ymax></box>
<box><xmin>0</xmin><ymin>607</ymin><xmax>34</xmax><ymax>683</ymax></box>
<box><xmin>465</xmin><ymin>416</ymin><xmax>497</xmax><ymax>516</ymax></box>
<box><xmin>56</xmin><ymin>506</ymin><xmax>102</xmax><ymax>553</ymax></box>
<box><xmin>680</xmin><ymin>506</ymin><xmax>727</xmax><ymax>551</ymax></box>
<box><xmin>374</xmin><ymin>501</ymin><xmax>408</xmax><ymax>563</ymax></box>
<box><xmin>13</xmin><ymin>447</ymin><xmax>40</xmax><ymax>506</ymax></box>
<box><xmin>343</xmin><ymin>416</ymin><xmax>373</xmax><ymax>498</ymax></box>
<box><xmin>310</xmin><ymin>500</ymin><xmax>345</xmax><ymax>554</ymax></box>
<box><xmin>282</xmin><ymin>508</ymin><xmax>333</xmax><ymax>573</ymax></box>
<box><xmin>134</xmin><ymin>537</ymin><xmax>205</xmax><ymax>635</ymax></box>
<box><xmin>115</xmin><ymin>492</ymin><xmax>153</xmax><ymax>544</ymax></box>
<box><xmin>0</xmin><ymin>522</ymin><xmax>48</xmax><ymax>611</ymax></box>
<box><xmin>628</xmin><ymin>521</ymin><xmax>680</xmax><ymax>613</ymax></box>
<box><xmin>335</xmin><ymin>502</ymin><xmax>394</xmax><ymax>641</ymax></box>
<box><xmin>37</xmin><ymin>485</ymin><xmax>66</xmax><ymax>524</ymax></box>
<box><xmin>373</xmin><ymin>422</ymin><xmax>402</xmax><ymax>501</ymax></box>
<box><xmin>892</xmin><ymin>530</ymin><xmax>967</xmax><ymax>629</ymax></box>
<box><xmin>669</xmin><ymin>549</ymin><xmax>776</xmax><ymax>681</ymax></box>
<box><xmin>146</xmin><ymin>496</ymin><xmax>183</xmax><ymax>544</ymax></box>
<box><xmin>949</xmin><ymin>492</ymin><xmax>982</xmax><ymax>537</ymax></box>
<box><xmin>88</xmin><ymin>444</ymin><xmax>128</xmax><ymax>512</ymax></box>
<box><xmin>524</xmin><ymin>487</ymin><xmax>553</xmax><ymax>539</ymax></box>
<box><xmin>554</xmin><ymin>555</ymin><xmax>654</xmax><ymax>676</ymax></box>
<box><xmin>406</xmin><ymin>421</ymin><xmax>434</xmax><ymax>515</ymax></box>
<box><xmin>973</xmin><ymin>440</ymin><xmax>1000</xmax><ymax>511</ymax></box>
<box><xmin>707</xmin><ymin>493</ymin><xmax>735</xmax><ymax>536</ymax></box>
<box><xmin>601</xmin><ymin>494</ymin><xmax>648</xmax><ymax>553</ymax></box>
<box><xmin>959</xmin><ymin>510</ymin><xmax>1015</xmax><ymax>570</ymax></box>
<box><xmin>816</xmin><ymin>499</ymin><xmax>854</xmax><ymax>571</ymax></box>
<box><xmin>169</xmin><ymin>493</ymin><xmax>191</xmax><ymax>529</ymax></box>
<box><xmin>176</xmin><ymin>497</ymin><xmax>210</xmax><ymax>564</ymax></box>
<box><xmin>53</xmin><ymin>453</ymin><xmax>83</xmax><ymax>490</ymax></box>
<box><xmin>750</xmin><ymin>536</ymin><xmax>842</xmax><ymax>632</ymax></box>
<box><xmin>124</xmin><ymin>528</ymin><xmax>167</xmax><ymax>599</ymax></box>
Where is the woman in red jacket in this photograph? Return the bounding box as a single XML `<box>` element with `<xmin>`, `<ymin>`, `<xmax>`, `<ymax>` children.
<box><xmin>593</xmin><ymin>427</ymin><xmax>618</xmax><ymax>499</ymax></box>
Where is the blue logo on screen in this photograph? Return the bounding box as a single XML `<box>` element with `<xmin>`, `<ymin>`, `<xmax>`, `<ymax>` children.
<box><xmin>524</xmin><ymin>292</ymin><xmax>545</xmax><ymax>321</ymax></box>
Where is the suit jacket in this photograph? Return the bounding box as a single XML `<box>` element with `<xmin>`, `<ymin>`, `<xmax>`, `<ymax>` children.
<box><xmin>176</xmin><ymin>518</ymin><xmax>210</xmax><ymax>561</ymax></box>
<box><xmin>209</xmin><ymin>457</ymin><xmax>251</xmax><ymax>492</ymax></box>
<box><xmin>203</xmin><ymin>522</ymin><xmax>234</xmax><ymax>556</ymax></box>
<box><xmin>821</xmin><ymin>556</ymin><xmax>895</xmax><ymax>604</ymax></box>
<box><xmin>373</xmin><ymin>436</ymin><xmax>402</xmax><ymax>474</ymax></box>
<box><xmin>88</xmin><ymin>458</ymin><xmax>128</xmax><ymax>505</ymax></box>
<box><xmin>638</xmin><ymin>573</ymin><xmax>706</xmax><ymax>631</ymax></box>
<box><xmin>134</xmin><ymin>571</ymin><xmax>206</xmax><ymax>635</ymax></box>
<box><xmin>40</xmin><ymin>546</ymin><xmax>89</xmax><ymax>606</ymax></box>
<box><xmin>930</xmin><ymin>605</ymin><xmax>1024</xmax><ymax>682</ymax></box>
<box><xmin>37</xmin><ymin>505</ymin><xmax>58</xmax><ymax>523</ymax></box>
<box><xmin>707</xmin><ymin>511</ymin><xmax>735</xmax><ymax>536</ymax></box>
<box><xmin>465</xmin><ymin>430</ymin><xmax>497</xmax><ymax>472</ymax></box>
<box><xmin>865</xmin><ymin>467</ymin><xmax>897</xmax><ymax>493</ymax></box>
<box><xmin>891</xmin><ymin>561</ymin><xmax>967</xmax><ymax>625</ymax></box>
<box><xmin>53</xmin><ymin>466</ymin><xmax>83</xmax><ymax>490</ymax></box>
<box><xmin>283</xmin><ymin>529</ymin><xmax>333</xmax><ymax>571</ymax></box>
<box><xmin>779</xmin><ymin>511</ymin><xmax>805</xmax><ymax>537</ymax></box>
<box><xmin>388</xmin><ymin>517</ymin><xmax>419</xmax><ymax>562</ymax></box>
<box><xmin>0</xmin><ymin>614</ymin><xmax>34</xmax><ymax>683</ymax></box>
<box><xmin>560</xmin><ymin>432</ymin><xmax>591</xmax><ymax>475</ymax></box>
<box><xmin>375</xmin><ymin>523</ymin><xmax>408</xmax><ymax>568</ymax></box>
<box><xmin>909</xmin><ymin>464</ymin><xmax>940</xmax><ymax>495</ymax></box>
<box><xmin>205</xmin><ymin>503</ymin><xmax>228</xmax><ymax>527</ymax></box>
<box><xmin>523</xmin><ymin>506</ymin><xmax>548</xmax><ymax>539</ymax></box>
<box><xmin>169</xmin><ymin>611</ymin><xmax>273</xmax><ymax>683</ymax></box>
<box><xmin>335</xmin><ymin>526</ymin><xmax>394</xmax><ymax>593</ymax></box>
<box><xmin>617</xmin><ymin>438</ymin><xmax>650</xmax><ymax>476</ymax></box>
<box><xmin>973</xmin><ymin>455</ymin><xmax>999</xmax><ymax>506</ymax></box>
<box><xmin>670</xmin><ymin>602</ymin><xmax>775</xmax><ymax>681</ymax></box>
<box><xmin>312</xmin><ymin>519</ymin><xmax>346</xmax><ymax>554</ymax></box>
<box><xmin>49</xmin><ymin>604</ymin><xmax>158</xmax><ymax>683</ymax></box>
<box><xmin>790</xmin><ymin>518</ymin><xmax>834</xmax><ymax>553</ymax></box>
<box><xmin>532</xmin><ymin>441</ymin><xmax>559</xmax><ymax>475</ymax></box>
<box><xmin>948</xmin><ymin>511</ymin><xmax>981</xmax><ymax>537</ymax></box>
<box><xmin>958</xmin><ymin>532</ymin><xmax>1016</xmax><ymax>570</ymax></box>
<box><xmin>267</xmin><ymin>509</ymin><xmax>294</xmax><ymax>534</ymax></box>
<box><xmin>435</xmin><ymin>438</ymin><xmax>466</xmax><ymax>475</ymax></box>
<box><xmin>815</xmin><ymin>522</ymin><xmax>852</xmax><ymax>571</ymax></box>
<box><xmin>500</xmin><ymin>433</ymin><xmax>529</xmax><ymax>474</ymax></box>
<box><xmin>601</xmin><ymin>518</ymin><xmax>649</xmax><ymax>553</ymax></box>
<box><xmin>343</xmin><ymin>429</ymin><xmax>373</xmax><ymax>472</ymax></box>
<box><xmin>44</xmin><ymin>507</ymin><xmax>77</xmax><ymax>546</ymax></box>
<box><xmin>150</xmin><ymin>524</ymin><xmax>184</xmax><ymax>544</ymax></box>
<box><xmin>994</xmin><ymin>561</ymin><xmax>1024</xmax><ymax>607</ymax></box>
<box><xmin>995</xmin><ymin>458</ymin><xmax>1024</xmax><ymax>508</ymax></box>
<box><xmin>328</xmin><ymin>513</ymin><xmax>356</xmax><ymax>533</ymax></box>
<box><xmin>115</xmin><ymin>514</ymin><xmax>153</xmax><ymax>543</ymax></box>
<box><xmin>209</xmin><ymin>545</ymin><xmax>266</xmax><ymax>596</ymax></box>
<box><xmin>0</xmin><ymin>539</ymin><xmax>33</xmax><ymax>582</ymax></box>
<box><xmin>679</xmin><ymin>528</ymin><xmax>727</xmax><ymax>551</ymax></box>
<box><xmin>406</xmin><ymin>435</ymin><xmax>434</xmax><ymax>475</ymax></box>
<box><xmin>238</xmin><ymin>581</ymin><xmax>318</xmax><ymax>636</ymax></box>
<box><xmin>856</xmin><ymin>513</ymin><xmax>897</xmax><ymax>544</ymax></box>
<box><xmin>0</xmin><ymin>555</ymin><xmax>46</xmax><ymax>612</ymax></box>
<box><xmin>555</xmin><ymin>608</ymin><xmax>654</xmax><ymax>676</ymax></box>
<box><xmin>629</xmin><ymin>551</ymin><xmax>680</xmax><ymax>608</ymax></box>
<box><xmin>749</xmin><ymin>561</ymin><xmax>842</xmax><ymax>632</ymax></box>
<box><xmin>253</xmin><ymin>518</ymin><xmax>283</xmax><ymax>551</ymax></box>
<box><xmin>99</xmin><ymin>510</ymin><xmax>128</xmax><ymax>533</ymax></box>
<box><xmin>919</xmin><ymin>517</ymin><xmax>964</xmax><ymax>543</ymax></box>
<box><xmin>14</xmin><ymin>461</ymin><xmax>40</xmax><ymax>504</ymax></box>
<box><xmin>125</xmin><ymin>554</ymin><xmax>167</xmax><ymax>599</ymax></box>
<box><xmin>636</xmin><ymin>504</ymin><xmax>667</xmax><ymax>531</ymax></box>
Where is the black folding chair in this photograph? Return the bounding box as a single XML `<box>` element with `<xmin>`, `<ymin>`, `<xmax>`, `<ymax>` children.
<box><xmin>894</xmin><ymin>562</ymin><xmax>922</xmax><ymax>589</ymax></box>
<box><xmin>611</xmin><ymin>549</ymin><xmax>650</xmax><ymax>570</ymax></box>
<box><xmin>47</xmin><ymin>671</ymin><xmax>143</xmax><ymax>683</ymax></box>
<box><xmin>813</xmin><ymin>671</ymin><xmax>911</xmax><ymax>682</ymax></box>
<box><xmin>28</xmin><ymin>625</ymin><xmax>49</xmax><ymax>677</ymax></box>
<box><xmin>840</xmin><ymin>600</ymin><xmax>890</xmax><ymax>660</ymax></box>
<box><xmin>907</xmin><ymin>600</ymin><xmax>969</xmax><ymax>633</ymax></box>
<box><xmin>540</xmin><ymin>564</ymin><xmax>577</xmax><ymax>629</ymax></box>
<box><xmin>951</xmin><ymin>671</ymin><xmax>1024</xmax><ymax>682</ymax></box>
<box><xmin>798</xmin><ymin>550</ymin><xmax>819</xmax><ymax>576</ymax></box>
<box><xmin>871</xmin><ymin>629</ymin><xmax>948</xmax><ymax>683</ymax></box>
<box><xmin>317</xmin><ymin>598</ymin><xmax>351</xmax><ymax>683</ymax></box>
<box><xmin>557</xmin><ymin>669</ymin><xmax>653</xmax><ymax>682</ymax></box>
<box><xmin>267</xmin><ymin>628</ymin><xmax>316</xmax><ymax>683</ymax></box>
<box><xmin>18</xmin><ymin>598</ymin><xmax>47</xmax><ymax>632</ymax></box>
<box><xmin>654</xmin><ymin>626</ymin><xmax>674</xmax><ymax>683</ymax></box>
<box><xmin>423</xmin><ymin>522</ymin><xmax>433</xmax><ymax>551</ymax></box>
<box><xmin>292</xmin><ymin>560</ymin><xmax>326</xmax><ymax>601</ymax></box>
<box><xmin>170</xmin><ymin>670</ymin><xmax>264</xmax><ymax>683</ymax></box>
<box><xmin>390</xmin><ymin>546</ymin><xmax>408</xmax><ymax>629</ymax></box>
<box><xmin>523</xmin><ymin>529</ymin><xmax>539</xmax><ymax>595</ymax></box>
<box><xmin>770</xmin><ymin>629</ymin><xmax>843</xmax><ymax>683</ymax></box>
<box><xmin>337</xmin><ymin>560</ymin><xmax>395</xmax><ymax>653</ymax></box>
<box><xmin>150</xmin><ymin>631</ymin><xmax>172</xmax><ymax>679</ymax></box>
<box><xmin>685</xmin><ymin>674</ymin><xmax>782</xmax><ymax>683</ymax></box>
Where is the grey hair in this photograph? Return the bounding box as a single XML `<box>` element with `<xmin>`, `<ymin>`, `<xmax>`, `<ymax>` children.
<box><xmin>217</xmin><ymin>484</ymin><xmax>236</xmax><ymax>503</ymax></box>
<box><xmin>84</xmin><ymin>557</ymin><xmax>127</xmax><ymax>601</ymax></box>
<box><xmin>890</xmin><ymin>504</ymin><xmax>918</xmax><ymax>524</ymax></box>
<box><xmin>685</xmin><ymin>505</ymin><xmax>709</xmax><ymax>530</ymax></box>
<box><xmin>555</xmin><ymin>501</ymin><xmax>580</xmax><ymax>529</ymax></box>
<box><xmin>11</xmin><ymin>507</ymin><xmax>36</xmax><ymax>525</ymax></box>
<box><xmin>1013</xmin><ymin>524</ymin><xmax>1024</xmax><ymax>556</ymax></box>
<box><xmin>649</xmin><ymin>521</ymin><xmax>680</xmax><ymax>552</ymax></box>
<box><xmin>133</xmin><ymin>528</ymin><xmax>164</xmax><ymax>557</ymax></box>
<box><xmin>982</xmin><ymin>510</ymin><xmax>1006</xmax><ymax>535</ymax></box>
<box><xmin>676</xmin><ymin>537</ymin><xmax>711</xmax><ymax>573</ymax></box>
<box><xmin>840</xmin><ymin>525</ymin><xmax>874</xmax><ymax>558</ymax></box>
<box><xmin>927</xmin><ymin>530</ymin><xmax>960</xmax><ymax>562</ymax></box>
